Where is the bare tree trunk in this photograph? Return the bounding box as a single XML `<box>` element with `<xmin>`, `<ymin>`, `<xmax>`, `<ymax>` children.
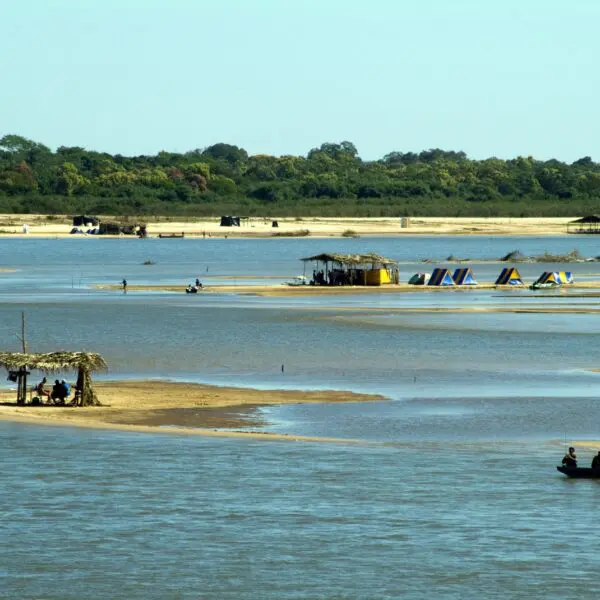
<box><xmin>77</xmin><ymin>367</ymin><xmax>101</xmax><ymax>407</ymax></box>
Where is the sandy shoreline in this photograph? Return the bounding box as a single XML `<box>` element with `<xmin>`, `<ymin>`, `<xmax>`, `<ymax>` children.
<box><xmin>0</xmin><ymin>380</ymin><xmax>386</xmax><ymax>443</ymax></box>
<box><xmin>97</xmin><ymin>281</ymin><xmax>600</xmax><ymax>298</ymax></box>
<box><xmin>0</xmin><ymin>215</ymin><xmax>580</xmax><ymax>238</ymax></box>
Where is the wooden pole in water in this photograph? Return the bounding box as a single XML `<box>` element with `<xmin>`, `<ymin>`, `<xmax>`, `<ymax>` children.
<box><xmin>21</xmin><ymin>312</ymin><xmax>27</xmax><ymax>353</ymax></box>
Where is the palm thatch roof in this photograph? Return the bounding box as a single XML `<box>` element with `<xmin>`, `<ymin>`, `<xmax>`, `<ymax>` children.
<box><xmin>569</xmin><ymin>215</ymin><xmax>600</xmax><ymax>224</ymax></box>
<box><xmin>0</xmin><ymin>351</ymin><xmax>107</xmax><ymax>373</ymax></box>
<box><xmin>302</xmin><ymin>253</ymin><xmax>398</xmax><ymax>266</ymax></box>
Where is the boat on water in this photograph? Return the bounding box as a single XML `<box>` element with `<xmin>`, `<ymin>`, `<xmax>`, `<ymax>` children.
<box><xmin>285</xmin><ymin>275</ymin><xmax>308</xmax><ymax>286</ymax></box>
<box><xmin>531</xmin><ymin>281</ymin><xmax>561</xmax><ymax>290</ymax></box>
<box><xmin>530</xmin><ymin>271</ymin><xmax>573</xmax><ymax>290</ymax></box>
<box><xmin>159</xmin><ymin>233</ymin><xmax>185</xmax><ymax>238</ymax></box>
<box><xmin>556</xmin><ymin>466</ymin><xmax>600</xmax><ymax>478</ymax></box>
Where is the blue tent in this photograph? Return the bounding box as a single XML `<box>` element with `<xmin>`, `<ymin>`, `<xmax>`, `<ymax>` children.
<box><xmin>452</xmin><ymin>268</ymin><xmax>478</xmax><ymax>285</ymax></box>
<box><xmin>428</xmin><ymin>268</ymin><xmax>455</xmax><ymax>286</ymax></box>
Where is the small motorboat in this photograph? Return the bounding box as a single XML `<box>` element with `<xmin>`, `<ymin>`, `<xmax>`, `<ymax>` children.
<box><xmin>556</xmin><ymin>466</ymin><xmax>600</xmax><ymax>478</ymax></box>
<box><xmin>285</xmin><ymin>275</ymin><xmax>307</xmax><ymax>287</ymax></box>
<box><xmin>531</xmin><ymin>282</ymin><xmax>561</xmax><ymax>290</ymax></box>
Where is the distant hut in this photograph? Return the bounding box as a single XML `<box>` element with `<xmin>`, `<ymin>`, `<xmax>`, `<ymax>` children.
<box><xmin>98</xmin><ymin>222</ymin><xmax>122</xmax><ymax>235</ymax></box>
<box><xmin>220</xmin><ymin>216</ymin><xmax>241</xmax><ymax>227</ymax></box>
<box><xmin>72</xmin><ymin>215</ymin><xmax>99</xmax><ymax>227</ymax></box>
<box><xmin>0</xmin><ymin>351</ymin><xmax>107</xmax><ymax>406</ymax></box>
<box><xmin>302</xmin><ymin>253</ymin><xmax>399</xmax><ymax>286</ymax></box>
<box><xmin>97</xmin><ymin>222</ymin><xmax>139</xmax><ymax>235</ymax></box>
<box><xmin>567</xmin><ymin>215</ymin><xmax>600</xmax><ymax>234</ymax></box>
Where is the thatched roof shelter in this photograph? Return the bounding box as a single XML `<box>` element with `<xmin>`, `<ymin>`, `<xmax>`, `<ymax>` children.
<box><xmin>569</xmin><ymin>215</ymin><xmax>600</xmax><ymax>224</ymax></box>
<box><xmin>0</xmin><ymin>351</ymin><xmax>107</xmax><ymax>406</ymax></box>
<box><xmin>302</xmin><ymin>253</ymin><xmax>398</xmax><ymax>267</ymax></box>
<box><xmin>302</xmin><ymin>252</ymin><xmax>399</xmax><ymax>286</ymax></box>
<box><xmin>567</xmin><ymin>216</ymin><xmax>600</xmax><ymax>234</ymax></box>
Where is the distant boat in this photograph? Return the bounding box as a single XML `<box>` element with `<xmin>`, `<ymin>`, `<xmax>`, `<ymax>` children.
<box><xmin>285</xmin><ymin>275</ymin><xmax>307</xmax><ymax>286</ymax></box>
<box><xmin>556</xmin><ymin>466</ymin><xmax>600</xmax><ymax>478</ymax></box>
<box><xmin>159</xmin><ymin>233</ymin><xmax>185</xmax><ymax>238</ymax></box>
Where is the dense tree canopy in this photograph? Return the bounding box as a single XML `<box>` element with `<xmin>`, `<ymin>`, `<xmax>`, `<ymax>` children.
<box><xmin>0</xmin><ymin>134</ymin><xmax>598</xmax><ymax>217</ymax></box>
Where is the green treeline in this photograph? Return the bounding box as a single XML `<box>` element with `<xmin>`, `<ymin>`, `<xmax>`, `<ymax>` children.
<box><xmin>1</xmin><ymin>134</ymin><xmax>599</xmax><ymax>217</ymax></box>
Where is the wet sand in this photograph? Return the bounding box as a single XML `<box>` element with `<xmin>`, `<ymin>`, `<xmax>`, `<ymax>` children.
<box><xmin>0</xmin><ymin>381</ymin><xmax>386</xmax><ymax>443</ymax></box>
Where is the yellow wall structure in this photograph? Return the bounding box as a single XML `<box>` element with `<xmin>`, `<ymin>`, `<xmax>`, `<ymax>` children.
<box><xmin>366</xmin><ymin>268</ymin><xmax>392</xmax><ymax>286</ymax></box>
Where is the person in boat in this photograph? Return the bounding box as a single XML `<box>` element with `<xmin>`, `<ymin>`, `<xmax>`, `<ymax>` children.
<box><xmin>195</xmin><ymin>278</ymin><xmax>202</xmax><ymax>288</ymax></box>
<box><xmin>592</xmin><ymin>451</ymin><xmax>600</xmax><ymax>470</ymax></box>
<box><xmin>562</xmin><ymin>447</ymin><xmax>577</xmax><ymax>468</ymax></box>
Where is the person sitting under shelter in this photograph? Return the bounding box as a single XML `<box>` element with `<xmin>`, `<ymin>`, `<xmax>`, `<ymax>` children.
<box><xmin>35</xmin><ymin>377</ymin><xmax>51</xmax><ymax>401</ymax></box>
<box><xmin>562</xmin><ymin>447</ymin><xmax>577</xmax><ymax>468</ymax></box>
<box><xmin>61</xmin><ymin>380</ymin><xmax>71</xmax><ymax>398</ymax></box>
<box><xmin>592</xmin><ymin>451</ymin><xmax>600</xmax><ymax>470</ymax></box>
<box><xmin>51</xmin><ymin>379</ymin><xmax>67</xmax><ymax>405</ymax></box>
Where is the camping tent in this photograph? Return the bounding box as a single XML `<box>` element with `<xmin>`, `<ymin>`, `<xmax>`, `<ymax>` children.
<box><xmin>408</xmin><ymin>272</ymin><xmax>430</xmax><ymax>285</ymax></box>
<box><xmin>531</xmin><ymin>271</ymin><xmax>573</xmax><ymax>289</ymax></box>
<box><xmin>452</xmin><ymin>268</ymin><xmax>478</xmax><ymax>285</ymax></box>
<box><xmin>557</xmin><ymin>271</ymin><xmax>574</xmax><ymax>284</ymax></box>
<box><xmin>427</xmin><ymin>268</ymin><xmax>455</xmax><ymax>286</ymax></box>
<box><xmin>220</xmin><ymin>216</ymin><xmax>240</xmax><ymax>226</ymax></box>
<box><xmin>533</xmin><ymin>271</ymin><xmax>561</xmax><ymax>286</ymax></box>
<box><xmin>495</xmin><ymin>267</ymin><xmax>524</xmax><ymax>286</ymax></box>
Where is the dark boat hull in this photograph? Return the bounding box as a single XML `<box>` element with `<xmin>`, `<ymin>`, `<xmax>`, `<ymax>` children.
<box><xmin>557</xmin><ymin>466</ymin><xmax>600</xmax><ymax>478</ymax></box>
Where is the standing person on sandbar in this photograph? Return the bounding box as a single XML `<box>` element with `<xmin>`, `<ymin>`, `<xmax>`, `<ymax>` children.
<box><xmin>122</xmin><ymin>279</ymin><xmax>128</xmax><ymax>293</ymax></box>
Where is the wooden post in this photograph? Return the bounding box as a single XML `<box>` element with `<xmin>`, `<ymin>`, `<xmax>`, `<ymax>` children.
<box><xmin>76</xmin><ymin>367</ymin><xmax>101</xmax><ymax>407</ymax></box>
<box><xmin>15</xmin><ymin>313</ymin><xmax>28</xmax><ymax>404</ymax></box>
<box><xmin>21</xmin><ymin>312</ymin><xmax>27</xmax><ymax>353</ymax></box>
<box><xmin>17</xmin><ymin>371</ymin><xmax>23</xmax><ymax>405</ymax></box>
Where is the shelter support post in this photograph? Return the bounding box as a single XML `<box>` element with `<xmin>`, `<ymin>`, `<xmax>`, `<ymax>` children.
<box><xmin>16</xmin><ymin>367</ymin><xmax>29</xmax><ymax>405</ymax></box>
<box><xmin>76</xmin><ymin>367</ymin><xmax>101</xmax><ymax>407</ymax></box>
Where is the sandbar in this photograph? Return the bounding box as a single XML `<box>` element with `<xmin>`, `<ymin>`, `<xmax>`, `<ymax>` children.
<box><xmin>0</xmin><ymin>380</ymin><xmax>386</xmax><ymax>443</ymax></box>
<box><xmin>96</xmin><ymin>281</ymin><xmax>600</xmax><ymax>297</ymax></box>
<box><xmin>573</xmin><ymin>442</ymin><xmax>600</xmax><ymax>449</ymax></box>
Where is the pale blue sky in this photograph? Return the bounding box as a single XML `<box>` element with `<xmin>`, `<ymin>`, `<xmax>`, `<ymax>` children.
<box><xmin>2</xmin><ymin>0</ymin><xmax>599</xmax><ymax>161</ymax></box>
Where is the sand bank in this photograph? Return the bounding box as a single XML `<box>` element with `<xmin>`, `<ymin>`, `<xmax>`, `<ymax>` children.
<box><xmin>572</xmin><ymin>442</ymin><xmax>600</xmax><ymax>450</ymax></box>
<box><xmin>0</xmin><ymin>380</ymin><xmax>386</xmax><ymax>443</ymax></box>
<box><xmin>97</xmin><ymin>281</ymin><xmax>600</xmax><ymax>297</ymax></box>
<box><xmin>0</xmin><ymin>215</ymin><xmax>578</xmax><ymax>238</ymax></box>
